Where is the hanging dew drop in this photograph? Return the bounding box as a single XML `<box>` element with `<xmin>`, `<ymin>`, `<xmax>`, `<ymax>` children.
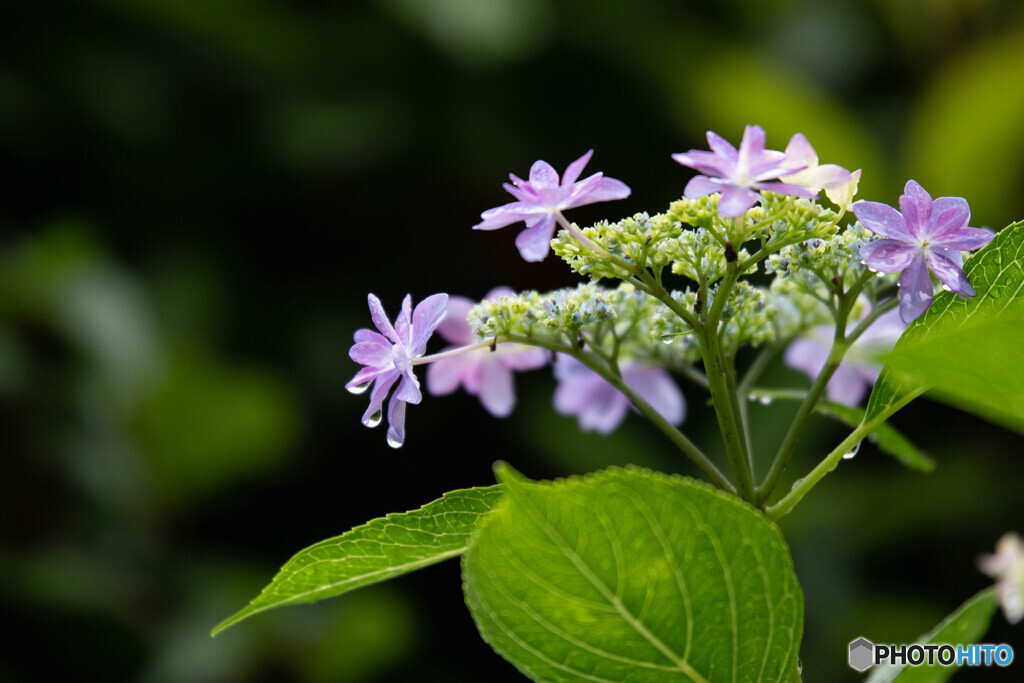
<box><xmin>843</xmin><ymin>441</ymin><xmax>861</xmax><ymax>460</ymax></box>
<box><xmin>364</xmin><ymin>410</ymin><xmax>383</xmax><ymax>428</ymax></box>
<box><xmin>759</xmin><ymin>395</ymin><xmax>773</xmax><ymax>406</ymax></box>
<box><xmin>347</xmin><ymin>381</ymin><xmax>371</xmax><ymax>395</ymax></box>
<box><xmin>661</xmin><ymin>334</ymin><xmax>675</xmax><ymax>344</ymax></box>
<box><xmin>791</xmin><ymin>478</ymin><xmax>804</xmax><ymax>489</ymax></box>
<box><xmin>387</xmin><ymin>434</ymin><xmax>404</xmax><ymax>449</ymax></box>
<box><xmin>876</xmin><ymin>270</ymin><xmax>886</xmax><ymax>278</ymax></box>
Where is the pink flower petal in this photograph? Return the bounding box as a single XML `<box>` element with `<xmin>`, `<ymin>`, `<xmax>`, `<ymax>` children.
<box><xmin>426</xmin><ymin>351</ymin><xmax>478</xmax><ymax>395</ymax></box>
<box><xmin>624</xmin><ymin>366</ymin><xmax>685</xmax><ymax>426</ymax></box>
<box><xmin>899</xmin><ymin>180</ymin><xmax>933</xmax><ymax>238</ymax></box>
<box><xmin>367</xmin><ymin>294</ymin><xmax>399</xmax><ymax>344</ymax></box>
<box><xmin>435</xmin><ymin>296</ymin><xmax>476</xmax><ymax>345</ymax></box>
<box><xmin>706</xmin><ymin>130</ymin><xmax>739</xmax><ymax>162</ymax></box>
<box><xmin>561</xmin><ymin>149</ymin><xmax>594</xmax><ymax>187</ymax></box>
<box><xmin>477</xmin><ymin>358</ymin><xmax>516</xmax><ymax>418</ymax></box>
<box><xmin>568</xmin><ymin>175</ymin><xmax>631</xmax><ymax>206</ymax></box>
<box><xmin>861</xmin><ymin>239</ymin><xmax>920</xmax><ymax>272</ymax></box>
<box><xmin>683</xmin><ymin>175</ymin><xmax>724</xmax><ymax>199</ymax></box>
<box><xmin>528</xmin><ymin>159</ymin><xmax>559</xmax><ymax>188</ymax></box>
<box><xmin>927</xmin><ymin>250</ymin><xmax>976</xmax><ymax>298</ymax></box>
<box><xmin>717</xmin><ymin>185</ymin><xmax>760</xmax><ymax>217</ymax></box>
<box><xmin>852</xmin><ymin>201</ymin><xmax>915</xmax><ymax>242</ymax></box>
<box><xmin>410</xmin><ymin>293</ymin><xmax>449</xmax><ymax>355</ymax></box>
<box><xmin>386</xmin><ymin>398</ymin><xmax>406</xmax><ymax>447</ymax></box>
<box><xmin>514</xmin><ymin>213</ymin><xmax>557</xmax><ymax>262</ymax></box>
<box><xmin>898</xmin><ymin>254</ymin><xmax>934</xmax><ymax>323</ymax></box>
<box><xmin>474</xmin><ymin>202</ymin><xmax>537</xmax><ymax>231</ymax></box>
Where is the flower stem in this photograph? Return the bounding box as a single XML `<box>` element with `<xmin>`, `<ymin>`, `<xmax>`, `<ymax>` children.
<box><xmin>765</xmin><ymin>387</ymin><xmax>924</xmax><ymax>520</ymax></box>
<box><xmin>502</xmin><ymin>333</ymin><xmax>736</xmax><ymax>494</ymax></box>
<box><xmin>757</xmin><ymin>276</ymin><xmax>899</xmax><ymax>504</ymax></box>
<box><xmin>412</xmin><ymin>339</ymin><xmax>495</xmax><ymax>365</ymax></box>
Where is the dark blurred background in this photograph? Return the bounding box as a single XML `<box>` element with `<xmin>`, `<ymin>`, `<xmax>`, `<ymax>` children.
<box><xmin>1</xmin><ymin>1</ymin><xmax>1022</xmax><ymax>680</ymax></box>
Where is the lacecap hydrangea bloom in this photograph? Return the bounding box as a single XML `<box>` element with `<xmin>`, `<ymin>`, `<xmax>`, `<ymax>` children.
<box><xmin>854</xmin><ymin>180</ymin><xmax>994</xmax><ymax>323</ymax></box>
<box><xmin>426</xmin><ymin>288</ymin><xmax>547</xmax><ymax>417</ymax></box>
<box><xmin>473</xmin><ymin>150</ymin><xmax>631</xmax><ymax>262</ymax></box>
<box><xmin>346</xmin><ymin>293</ymin><xmax>448</xmax><ymax>448</ymax></box>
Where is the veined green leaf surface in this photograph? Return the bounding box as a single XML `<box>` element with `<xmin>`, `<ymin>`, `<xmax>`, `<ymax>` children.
<box><xmin>865</xmin><ymin>221</ymin><xmax>1024</xmax><ymax>429</ymax></box>
<box><xmin>213</xmin><ymin>485</ymin><xmax>503</xmax><ymax>635</ymax></box>
<box><xmin>864</xmin><ymin>587</ymin><xmax>997</xmax><ymax>683</ymax></box>
<box><xmin>463</xmin><ymin>465</ymin><xmax>803</xmax><ymax>682</ymax></box>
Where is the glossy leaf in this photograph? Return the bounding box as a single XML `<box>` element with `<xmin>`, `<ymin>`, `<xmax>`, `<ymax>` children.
<box><xmin>864</xmin><ymin>587</ymin><xmax>998</xmax><ymax>683</ymax></box>
<box><xmin>213</xmin><ymin>485</ymin><xmax>503</xmax><ymax>635</ymax></box>
<box><xmin>865</xmin><ymin>221</ymin><xmax>1024</xmax><ymax>429</ymax></box>
<box><xmin>463</xmin><ymin>465</ymin><xmax>803</xmax><ymax>682</ymax></box>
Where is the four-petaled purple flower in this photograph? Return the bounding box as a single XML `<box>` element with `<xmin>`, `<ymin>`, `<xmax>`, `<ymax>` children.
<box><xmin>672</xmin><ymin>124</ymin><xmax>816</xmax><ymax>218</ymax></box>
<box><xmin>553</xmin><ymin>355</ymin><xmax>685</xmax><ymax>434</ymax></box>
<box><xmin>346</xmin><ymin>293</ymin><xmax>448</xmax><ymax>448</ymax></box>
<box><xmin>785</xmin><ymin>305</ymin><xmax>907</xmax><ymax>406</ymax></box>
<box><xmin>854</xmin><ymin>180</ymin><xmax>994</xmax><ymax>323</ymax></box>
<box><xmin>426</xmin><ymin>288</ymin><xmax>548</xmax><ymax>417</ymax></box>
<box><xmin>473</xmin><ymin>150</ymin><xmax>631</xmax><ymax>262</ymax></box>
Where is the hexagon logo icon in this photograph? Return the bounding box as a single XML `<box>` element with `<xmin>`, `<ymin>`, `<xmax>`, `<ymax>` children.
<box><xmin>849</xmin><ymin>637</ymin><xmax>875</xmax><ymax>672</ymax></box>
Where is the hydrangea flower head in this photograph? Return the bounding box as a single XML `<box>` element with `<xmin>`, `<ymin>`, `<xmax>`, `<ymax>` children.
<box><xmin>780</xmin><ymin>133</ymin><xmax>854</xmax><ymax>203</ymax></box>
<box><xmin>978</xmin><ymin>532</ymin><xmax>1024</xmax><ymax>624</ymax></box>
<box><xmin>346</xmin><ymin>293</ymin><xmax>448</xmax><ymax>448</ymax></box>
<box><xmin>785</xmin><ymin>305</ymin><xmax>906</xmax><ymax>406</ymax></box>
<box><xmin>672</xmin><ymin>125</ymin><xmax>816</xmax><ymax>218</ymax></box>
<box><xmin>854</xmin><ymin>180</ymin><xmax>994</xmax><ymax>323</ymax></box>
<box><xmin>426</xmin><ymin>288</ymin><xmax>547</xmax><ymax>417</ymax></box>
<box><xmin>473</xmin><ymin>150</ymin><xmax>631</xmax><ymax>262</ymax></box>
<box><xmin>553</xmin><ymin>355</ymin><xmax>685</xmax><ymax>434</ymax></box>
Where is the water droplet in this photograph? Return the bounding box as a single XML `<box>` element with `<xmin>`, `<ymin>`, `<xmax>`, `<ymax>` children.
<box><xmin>876</xmin><ymin>270</ymin><xmax>886</xmax><ymax>278</ymax></box>
<box><xmin>364</xmin><ymin>410</ymin><xmax>382</xmax><ymax>428</ymax></box>
<box><xmin>791</xmin><ymin>478</ymin><xmax>804</xmax><ymax>489</ymax></box>
<box><xmin>347</xmin><ymin>381</ymin><xmax>371</xmax><ymax>395</ymax></box>
<box><xmin>661</xmin><ymin>334</ymin><xmax>675</xmax><ymax>344</ymax></box>
<box><xmin>387</xmin><ymin>434</ymin><xmax>404</xmax><ymax>449</ymax></box>
<box><xmin>941</xmin><ymin>284</ymin><xmax>952</xmax><ymax>292</ymax></box>
<box><xmin>759</xmin><ymin>395</ymin><xmax>773</xmax><ymax>406</ymax></box>
<box><xmin>843</xmin><ymin>442</ymin><xmax>861</xmax><ymax>460</ymax></box>
<box><xmin>796</xmin><ymin>658</ymin><xmax>803</xmax><ymax>674</ymax></box>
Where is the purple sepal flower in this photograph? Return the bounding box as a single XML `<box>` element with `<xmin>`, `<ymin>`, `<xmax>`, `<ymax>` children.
<box><xmin>854</xmin><ymin>180</ymin><xmax>994</xmax><ymax>323</ymax></box>
<box><xmin>552</xmin><ymin>355</ymin><xmax>685</xmax><ymax>434</ymax></box>
<box><xmin>785</xmin><ymin>306</ymin><xmax>907</xmax><ymax>406</ymax></box>
<box><xmin>473</xmin><ymin>150</ymin><xmax>631</xmax><ymax>262</ymax></box>
<box><xmin>346</xmin><ymin>293</ymin><xmax>448</xmax><ymax>448</ymax></box>
<box><xmin>426</xmin><ymin>287</ymin><xmax>547</xmax><ymax>417</ymax></box>
<box><xmin>672</xmin><ymin>125</ymin><xmax>817</xmax><ymax>218</ymax></box>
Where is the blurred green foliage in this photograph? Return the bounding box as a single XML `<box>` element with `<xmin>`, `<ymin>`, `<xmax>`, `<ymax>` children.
<box><xmin>2</xmin><ymin>0</ymin><xmax>1023</xmax><ymax>680</ymax></box>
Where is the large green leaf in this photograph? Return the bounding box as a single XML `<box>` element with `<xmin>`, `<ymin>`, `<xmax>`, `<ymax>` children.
<box><xmin>463</xmin><ymin>465</ymin><xmax>803</xmax><ymax>682</ymax></box>
<box><xmin>865</xmin><ymin>221</ymin><xmax>1024</xmax><ymax>429</ymax></box>
<box><xmin>864</xmin><ymin>587</ymin><xmax>998</xmax><ymax>683</ymax></box>
<box><xmin>213</xmin><ymin>485</ymin><xmax>503</xmax><ymax>635</ymax></box>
